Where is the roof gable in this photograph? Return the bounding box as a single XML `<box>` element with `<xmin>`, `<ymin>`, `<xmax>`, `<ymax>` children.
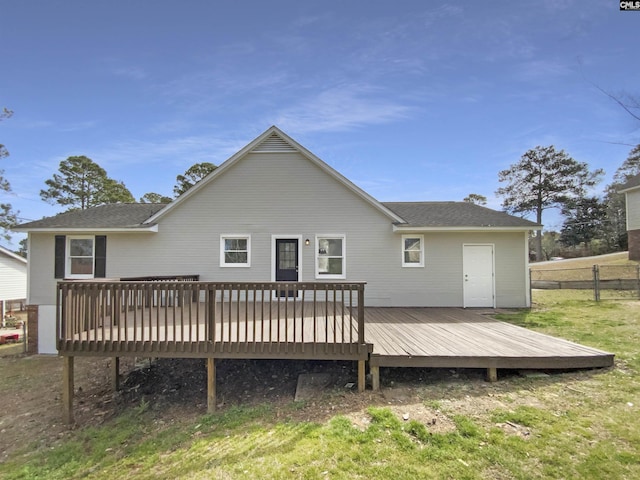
<box><xmin>144</xmin><ymin>126</ymin><xmax>405</xmax><ymax>224</ymax></box>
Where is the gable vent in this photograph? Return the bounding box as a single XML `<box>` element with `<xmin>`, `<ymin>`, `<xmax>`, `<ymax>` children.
<box><xmin>252</xmin><ymin>133</ymin><xmax>298</xmax><ymax>153</ymax></box>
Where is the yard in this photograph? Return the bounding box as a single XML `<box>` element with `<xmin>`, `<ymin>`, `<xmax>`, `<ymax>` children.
<box><xmin>0</xmin><ymin>289</ymin><xmax>638</xmax><ymax>479</ymax></box>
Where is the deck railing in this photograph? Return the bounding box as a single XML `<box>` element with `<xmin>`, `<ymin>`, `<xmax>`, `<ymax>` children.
<box><xmin>56</xmin><ymin>281</ymin><xmax>368</xmax><ymax>359</ymax></box>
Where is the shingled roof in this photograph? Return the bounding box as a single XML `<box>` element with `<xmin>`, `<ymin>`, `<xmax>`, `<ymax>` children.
<box><xmin>15</xmin><ymin>203</ymin><xmax>166</xmax><ymax>231</ymax></box>
<box><xmin>16</xmin><ymin>201</ymin><xmax>539</xmax><ymax>232</ymax></box>
<box><xmin>619</xmin><ymin>173</ymin><xmax>640</xmax><ymax>193</ymax></box>
<box><xmin>383</xmin><ymin>202</ymin><xmax>540</xmax><ymax>229</ymax></box>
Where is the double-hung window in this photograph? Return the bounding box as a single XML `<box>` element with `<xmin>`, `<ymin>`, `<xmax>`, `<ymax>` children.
<box><xmin>67</xmin><ymin>236</ymin><xmax>95</xmax><ymax>278</ymax></box>
<box><xmin>220</xmin><ymin>235</ymin><xmax>251</xmax><ymax>267</ymax></box>
<box><xmin>402</xmin><ymin>235</ymin><xmax>424</xmax><ymax>267</ymax></box>
<box><xmin>316</xmin><ymin>235</ymin><xmax>346</xmax><ymax>279</ymax></box>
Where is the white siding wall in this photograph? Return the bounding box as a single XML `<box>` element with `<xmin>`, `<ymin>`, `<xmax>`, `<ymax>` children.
<box><xmin>626</xmin><ymin>190</ymin><xmax>640</xmax><ymax>230</ymax></box>
<box><xmin>26</xmin><ymin>152</ymin><xmax>530</xmax><ymax>308</ymax></box>
<box><xmin>0</xmin><ymin>252</ymin><xmax>27</xmax><ymax>301</ymax></box>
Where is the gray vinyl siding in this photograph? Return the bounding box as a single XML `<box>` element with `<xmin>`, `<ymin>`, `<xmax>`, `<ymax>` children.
<box><xmin>27</xmin><ymin>233</ymin><xmax>56</xmax><ymax>305</ymax></box>
<box><xmin>626</xmin><ymin>190</ymin><xmax>640</xmax><ymax>231</ymax></box>
<box><xmin>26</xmin><ymin>152</ymin><xmax>530</xmax><ymax>308</ymax></box>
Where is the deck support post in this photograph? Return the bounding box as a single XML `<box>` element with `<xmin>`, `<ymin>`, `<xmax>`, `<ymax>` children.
<box><xmin>207</xmin><ymin>357</ymin><xmax>216</xmax><ymax>413</ymax></box>
<box><xmin>62</xmin><ymin>356</ymin><xmax>74</xmax><ymax>425</ymax></box>
<box><xmin>111</xmin><ymin>357</ymin><xmax>120</xmax><ymax>391</ymax></box>
<box><xmin>486</xmin><ymin>367</ymin><xmax>498</xmax><ymax>382</ymax></box>
<box><xmin>370</xmin><ymin>365</ymin><xmax>380</xmax><ymax>391</ymax></box>
<box><xmin>357</xmin><ymin>360</ymin><xmax>365</xmax><ymax>392</ymax></box>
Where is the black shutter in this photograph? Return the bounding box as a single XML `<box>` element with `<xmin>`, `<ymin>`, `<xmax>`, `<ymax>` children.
<box><xmin>54</xmin><ymin>235</ymin><xmax>66</xmax><ymax>279</ymax></box>
<box><xmin>95</xmin><ymin>235</ymin><xmax>107</xmax><ymax>278</ymax></box>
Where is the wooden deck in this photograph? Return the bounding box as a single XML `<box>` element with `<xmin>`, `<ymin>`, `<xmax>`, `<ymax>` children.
<box><xmin>365</xmin><ymin>307</ymin><xmax>614</xmax><ymax>387</ymax></box>
<box><xmin>56</xmin><ymin>280</ymin><xmax>615</xmax><ymax>423</ymax></box>
<box><xmin>61</xmin><ymin>300</ymin><xmax>369</xmax><ymax>360</ymax></box>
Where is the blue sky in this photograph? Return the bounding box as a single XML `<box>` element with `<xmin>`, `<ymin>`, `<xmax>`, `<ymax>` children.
<box><xmin>1</xmin><ymin>0</ymin><xmax>639</xmax><ymax>248</ymax></box>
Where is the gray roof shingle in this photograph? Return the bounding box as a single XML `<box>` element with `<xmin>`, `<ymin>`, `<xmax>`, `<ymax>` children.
<box><xmin>16</xmin><ymin>203</ymin><xmax>166</xmax><ymax>230</ymax></box>
<box><xmin>619</xmin><ymin>173</ymin><xmax>640</xmax><ymax>192</ymax></box>
<box><xmin>16</xmin><ymin>201</ymin><xmax>539</xmax><ymax>231</ymax></box>
<box><xmin>382</xmin><ymin>202</ymin><xmax>540</xmax><ymax>228</ymax></box>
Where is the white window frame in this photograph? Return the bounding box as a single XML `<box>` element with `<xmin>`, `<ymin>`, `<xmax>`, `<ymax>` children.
<box><xmin>220</xmin><ymin>234</ymin><xmax>251</xmax><ymax>267</ymax></box>
<box><xmin>402</xmin><ymin>234</ymin><xmax>424</xmax><ymax>268</ymax></box>
<box><xmin>66</xmin><ymin>235</ymin><xmax>95</xmax><ymax>279</ymax></box>
<box><xmin>315</xmin><ymin>234</ymin><xmax>346</xmax><ymax>280</ymax></box>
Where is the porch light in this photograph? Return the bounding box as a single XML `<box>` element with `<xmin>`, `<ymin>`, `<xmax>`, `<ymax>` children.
<box><xmin>305</xmin><ymin>239</ymin><xmax>310</xmax><ymax>246</ymax></box>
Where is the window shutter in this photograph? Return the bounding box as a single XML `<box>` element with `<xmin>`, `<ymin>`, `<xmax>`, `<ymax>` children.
<box><xmin>54</xmin><ymin>235</ymin><xmax>66</xmax><ymax>279</ymax></box>
<box><xmin>95</xmin><ymin>235</ymin><xmax>107</xmax><ymax>278</ymax></box>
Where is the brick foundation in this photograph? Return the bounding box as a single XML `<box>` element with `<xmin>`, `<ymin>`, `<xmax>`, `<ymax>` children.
<box><xmin>26</xmin><ymin>305</ymin><xmax>38</xmax><ymax>354</ymax></box>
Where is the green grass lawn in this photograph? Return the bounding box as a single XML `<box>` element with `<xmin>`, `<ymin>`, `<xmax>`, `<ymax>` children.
<box><xmin>2</xmin><ymin>290</ymin><xmax>639</xmax><ymax>479</ymax></box>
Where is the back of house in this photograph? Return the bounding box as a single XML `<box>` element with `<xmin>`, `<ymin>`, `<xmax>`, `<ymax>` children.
<box><xmin>16</xmin><ymin>126</ymin><xmax>540</xmax><ymax>354</ymax></box>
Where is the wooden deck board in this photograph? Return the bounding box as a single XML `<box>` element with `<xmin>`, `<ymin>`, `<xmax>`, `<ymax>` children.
<box><xmin>365</xmin><ymin>308</ymin><xmax>614</xmax><ymax>370</ymax></box>
<box><xmin>62</xmin><ymin>300</ymin><xmax>613</xmax><ymax>370</ymax></box>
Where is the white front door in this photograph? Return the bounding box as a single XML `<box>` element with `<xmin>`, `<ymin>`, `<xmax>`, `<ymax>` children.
<box><xmin>463</xmin><ymin>244</ymin><xmax>495</xmax><ymax>308</ymax></box>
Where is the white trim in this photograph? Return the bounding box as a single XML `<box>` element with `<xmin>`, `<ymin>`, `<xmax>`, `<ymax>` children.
<box><xmin>625</xmin><ymin>192</ymin><xmax>630</xmax><ymax>232</ymax></box>
<box><xmin>401</xmin><ymin>234</ymin><xmax>424</xmax><ymax>268</ymax></box>
<box><xmin>26</xmin><ymin>235</ymin><xmax>32</xmax><ymax>304</ymax></box>
<box><xmin>393</xmin><ymin>225</ymin><xmax>541</xmax><ymax>233</ymax></box>
<box><xmin>315</xmin><ymin>234</ymin><xmax>346</xmax><ymax>280</ymax></box>
<box><xmin>13</xmin><ymin>225</ymin><xmax>159</xmax><ymax>233</ymax></box>
<box><xmin>462</xmin><ymin>243</ymin><xmax>496</xmax><ymax>308</ymax></box>
<box><xmin>144</xmin><ymin>126</ymin><xmax>405</xmax><ymax>225</ymax></box>
<box><xmin>66</xmin><ymin>235</ymin><xmax>95</xmax><ymax>279</ymax></box>
<box><xmin>220</xmin><ymin>234</ymin><xmax>251</xmax><ymax>268</ymax></box>
<box><xmin>524</xmin><ymin>231</ymin><xmax>531</xmax><ymax>307</ymax></box>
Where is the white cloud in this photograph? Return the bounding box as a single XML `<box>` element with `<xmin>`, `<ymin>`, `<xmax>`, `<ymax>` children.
<box><xmin>111</xmin><ymin>65</ymin><xmax>148</xmax><ymax>80</ymax></box>
<box><xmin>514</xmin><ymin>59</ymin><xmax>573</xmax><ymax>82</ymax></box>
<box><xmin>89</xmin><ymin>134</ymin><xmax>245</xmax><ymax>170</ymax></box>
<box><xmin>270</xmin><ymin>85</ymin><xmax>414</xmax><ymax>134</ymax></box>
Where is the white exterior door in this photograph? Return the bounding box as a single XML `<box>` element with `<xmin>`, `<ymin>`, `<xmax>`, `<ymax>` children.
<box><xmin>463</xmin><ymin>244</ymin><xmax>495</xmax><ymax>308</ymax></box>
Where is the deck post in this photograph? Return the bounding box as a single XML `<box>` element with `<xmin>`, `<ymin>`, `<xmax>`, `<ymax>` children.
<box><xmin>111</xmin><ymin>357</ymin><xmax>120</xmax><ymax>391</ymax></box>
<box><xmin>357</xmin><ymin>284</ymin><xmax>365</xmax><ymax>345</ymax></box>
<box><xmin>207</xmin><ymin>357</ymin><xmax>216</xmax><ymax>413</ymax></box>
<box><xmin>371</xmin><ymin>365</ymin><xmax>380</xmax><ymax>391</ymax></box>
<box><xmin>357</xmin><ymin>360</ymin><xmax>365</xmax><ymax>392</ymax></box>
<box><xmin>62</xmin><ymin>356</ymin><xmax>74</xmax><ymax>425</ymax></box>
<box><xmin>486</xmin><ymin>367</ymin><xmax>498</xmax><ymax>382</ymax></box>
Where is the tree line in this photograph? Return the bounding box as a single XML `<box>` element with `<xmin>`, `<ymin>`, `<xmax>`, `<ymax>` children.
<box><xmin>39</xmin><ymin>156</ymin><xmax>217</xmax><ymax>211</ymax></box>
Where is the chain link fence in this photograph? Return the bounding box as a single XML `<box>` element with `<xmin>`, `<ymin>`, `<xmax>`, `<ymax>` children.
<box><xmin>530</xmin><ymin>264</ymin><xmax>640</xmax><ymax>300</ymax></box>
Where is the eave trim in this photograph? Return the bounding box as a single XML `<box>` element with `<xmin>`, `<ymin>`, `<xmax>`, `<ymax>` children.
<box><xmin>14</xmin><ymin>225</ymin><xmax>159</xmax><ymax>234</ymax></box>
<box><xmin>392</xmin><ymin>225</ymin><xmax>542</xmax><ymax>233</ymax></box>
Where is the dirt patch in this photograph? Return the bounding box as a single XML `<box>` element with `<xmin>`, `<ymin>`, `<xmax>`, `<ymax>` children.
<box><xmin>0</xmin><ymin>354</ymin><xmax>599</xmax><ymax>461</ymax></box>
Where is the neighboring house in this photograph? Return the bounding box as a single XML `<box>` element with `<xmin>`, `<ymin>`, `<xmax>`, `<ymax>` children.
<box><xmin>619</xmin><ymin>173</ymin><xmax>640</xmax><ymax>261</ymax></box>
<box><xmin>0</xmin><ymin>245</ymin><xmax>27</xmax><ymax>325</ymax></box>
<box><xmin>16</xmin><ymin>126</ymin><xmax>540</xmax><ymax>354</ymax></box>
